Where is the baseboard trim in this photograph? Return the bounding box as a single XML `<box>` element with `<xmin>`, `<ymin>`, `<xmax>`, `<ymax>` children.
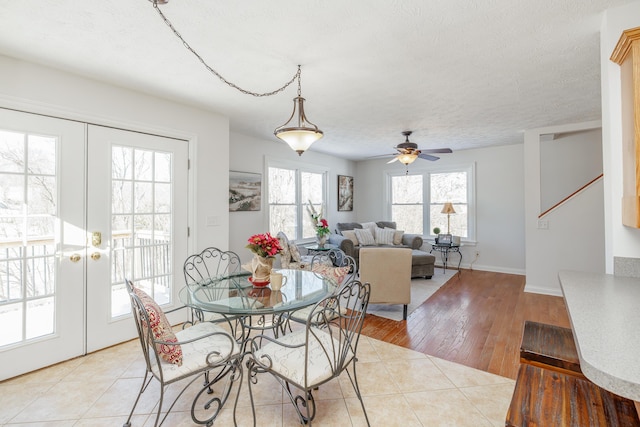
<box><xmin>464</xmin><ymin>263</ymin><xmax>525</xmax><ymax>276</ymax></box>
<box><xmin>523</xmin><ymin>284</ymin><xmax>563</xmax><ymax>297</ymax></box>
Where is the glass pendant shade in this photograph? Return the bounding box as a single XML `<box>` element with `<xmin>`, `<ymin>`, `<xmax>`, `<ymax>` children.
<box><xmin>397</xmin><ymin>153</ymin><xmax>418</xmax><ymax>165</ymax></box>
<box><xmin>274</xmin><ymin>96</ymin><xmax>323</xmax><ymax>155</ymax></box>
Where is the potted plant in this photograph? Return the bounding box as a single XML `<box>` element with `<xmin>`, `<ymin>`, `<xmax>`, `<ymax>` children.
<box><xmin>433</xmin><ymin>227</ymin><xmax>441</xmax><ymax>243</ymax></box>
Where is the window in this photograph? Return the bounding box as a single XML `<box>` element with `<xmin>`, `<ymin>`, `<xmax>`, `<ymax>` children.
<box><xmin>391</xmin><ymin>174</ymin><xmax>423</xmax><ymax>234</ymax></box>
<box><xmin>388</xmin><ymin>165</ymin><xmax>474</xmax><ymax>240</ymax></box>
<box><xmin>268</xmin><ymin>164</ymin><xmax>326</xmax><ymax>240</ymax></box>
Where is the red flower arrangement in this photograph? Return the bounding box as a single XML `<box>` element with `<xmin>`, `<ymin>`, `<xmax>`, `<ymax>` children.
<box><xmin>316</xmin><ymin>218</ymin><xmax>330</xmax><ymax>237</ymax></box>
<box><xmin>246</xmin><ymin>232</ymin><xmax>282</xmax><ymax>258</ymax></box>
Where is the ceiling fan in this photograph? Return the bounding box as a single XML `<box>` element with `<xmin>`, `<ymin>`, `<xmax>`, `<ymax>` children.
<box><xmin>386</xmin><ymin>131</ymin><xmax>452</xmax><ymax>165</ymax></box>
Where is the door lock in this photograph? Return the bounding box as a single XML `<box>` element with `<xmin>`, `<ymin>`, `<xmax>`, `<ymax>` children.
<box><xmin>70</xmin><ymin>254</ymin><xmax>81</xmax><ymax>263</ymax></box>
<box><xmin>92</xmin><ymin>231</ymin><xmax>102</xmax><ymax>247</ymax></box>
<box><xmin>90</xmin><ymin>252</ymin><xmax>101</xmax><ymax>261</ymax></box>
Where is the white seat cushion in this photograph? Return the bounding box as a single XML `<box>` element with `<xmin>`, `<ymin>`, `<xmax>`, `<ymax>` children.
<box><xmin>150</xmin><ymin>322</ymin><xmax>240</xmax><ymax>382</ymax></box>
<box><xmin>252</xmin><ymin>327</ymin><xmax>354</xmax><ymax>388</ymax></box>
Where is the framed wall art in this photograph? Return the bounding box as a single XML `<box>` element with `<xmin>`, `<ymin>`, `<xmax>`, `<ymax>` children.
<box><xmin>338</xmin><ymin>175</ymin><xmax>354</xmax><ymax>211</ymax></box>
<box><xmin>229</xmin><ymin>171</ymin><xmax>261</xmax><ymax>211</ymax></box>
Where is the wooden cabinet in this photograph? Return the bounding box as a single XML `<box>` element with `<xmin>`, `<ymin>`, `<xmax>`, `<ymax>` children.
<box><xmin>611</xmin><ymin>27</ymin><xmax>640</xmax><ymax>227</ymax></box>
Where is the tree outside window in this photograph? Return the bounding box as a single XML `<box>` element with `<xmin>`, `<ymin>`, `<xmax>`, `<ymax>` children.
<box><xmin>268</xmin><ymin>166</ymin><xmax>325</xmax><ymax>240</ymax></box>
<box><xmin>389</xmin><ymin>166</ymin><xmax>473</xmax><ymax>239</ymax></box>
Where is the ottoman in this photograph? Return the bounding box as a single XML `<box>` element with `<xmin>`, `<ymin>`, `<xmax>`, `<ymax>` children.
<box><xmin>411</xmin><ymin>250</ymin><xmax>435</xmax><ymax>279</ymax></box>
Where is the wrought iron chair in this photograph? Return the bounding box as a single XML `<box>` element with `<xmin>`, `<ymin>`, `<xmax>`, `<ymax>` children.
<box><xmin>123</xmin><ymin>279</ymin><xmax>242</xmax><ymax>427</ymax></box>
<box><xmin>182</xmin><ymin>247</ymin><xmax>244</xmax><ymax>330</ymax></box>
<box><xmin>246</xmin><ymin>279</ymin><xmax>371</xmax><ymax>426</ymax></box>
<box><xmin>286</xmin><ymin>249</ymin><xmax>357</xmax><ymax>326</ymax></box>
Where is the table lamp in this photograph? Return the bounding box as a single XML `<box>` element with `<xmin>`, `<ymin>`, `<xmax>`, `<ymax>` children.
<box><xmin>441</xmin><ymin>202</ymin><xmax>456</xmax><ymax>234</ymax></box>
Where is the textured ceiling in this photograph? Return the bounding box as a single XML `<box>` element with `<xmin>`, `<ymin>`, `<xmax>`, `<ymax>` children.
<box><xmin>0</xmin><ymin>0</ymin><xmax>634</xmax><ymax>160</ymax></box>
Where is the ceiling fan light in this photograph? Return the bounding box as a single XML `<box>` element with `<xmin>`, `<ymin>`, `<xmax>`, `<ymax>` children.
<box><xmin>274</xmin><ymin>96</ymin><xmax>323</xmax><ymax>155</ymax></box>
<box><xmin>397</xmin><ymin>153</ymin><xmax>418</xmax><ymax>165</ymax></box>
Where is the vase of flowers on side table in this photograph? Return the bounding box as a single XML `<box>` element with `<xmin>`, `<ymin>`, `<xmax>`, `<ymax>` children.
<box><xmin>307</xmin><ymin>200</ymin><xmax>331</xmax><ymax>248</ymax></box>
<box><xmin>246</xmin><ymin>232</ymin><xmax>282</xmax><ymax>285</ymax></box>
<box><xmin>315</xmin><ymin>219</ymin><xmax>330</xmax><ymax>248</ymax></box>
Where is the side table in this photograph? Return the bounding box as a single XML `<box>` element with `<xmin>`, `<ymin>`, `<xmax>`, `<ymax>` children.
<box><xmin>430</xmin><ymin>243</ymin><xmax>462</xmax><ymax>273</ymax></box>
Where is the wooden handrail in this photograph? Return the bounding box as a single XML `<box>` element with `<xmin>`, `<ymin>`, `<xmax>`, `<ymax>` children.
<box><xmin>538</xmin><ymin>173</ymin><xmax>603</xmax><ymax>218</ymax></box>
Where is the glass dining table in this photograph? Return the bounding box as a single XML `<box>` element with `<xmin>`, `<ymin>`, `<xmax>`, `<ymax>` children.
<box><xmin>179</xmin><ymin>268</ymin><xmax>337</xmax><ymax>338</ymax></box>
<box><xmin>179</xmin><ymin>268</ymin><xmax>337</xmax><ymax>426</ymax></box>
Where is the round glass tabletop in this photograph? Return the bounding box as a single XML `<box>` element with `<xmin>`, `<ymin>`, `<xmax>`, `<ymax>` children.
<box><xmin>179</xmin><ymin>269</ymin><xmax>336</xmax><ymax>315</ymax></box>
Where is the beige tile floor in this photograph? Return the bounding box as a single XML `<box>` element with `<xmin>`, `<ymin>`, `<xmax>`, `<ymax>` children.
<box><xmin>0</xmin><ymin>336</ymin><xmax>515</xmax><ymax>426</ymax></box>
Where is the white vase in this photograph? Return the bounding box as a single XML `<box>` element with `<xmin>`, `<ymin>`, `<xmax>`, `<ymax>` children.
<box><xmin>251</xmin><ymin>255</ymin><xmax>274</xmax><ymax>282</ymax></box>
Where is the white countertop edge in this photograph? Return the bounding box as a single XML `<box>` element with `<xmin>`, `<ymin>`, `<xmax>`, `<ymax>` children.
<box><xmin>558</xmin><ymin>270</ymin><xmax>640</xmax><ymax>401</ymax></box>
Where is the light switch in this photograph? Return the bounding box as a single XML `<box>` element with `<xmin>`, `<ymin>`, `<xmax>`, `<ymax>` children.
<box><xmin>537</xmin><ymin>219</ymin><xmax>549</xmax><ymax>229</ymax></box>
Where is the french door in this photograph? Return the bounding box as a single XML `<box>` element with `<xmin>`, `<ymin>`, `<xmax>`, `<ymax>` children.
<box><xmin>86</xmin><ymin>125</ymin><xmax>188</xmax><ymax>351</ymax></box>
<box><xmin>0</xmin><ymin>109</ymin><xmax>189</xmax><ymax>379</ymax></box>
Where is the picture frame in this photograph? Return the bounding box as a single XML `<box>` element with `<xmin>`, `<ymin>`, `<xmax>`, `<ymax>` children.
<box><xmin>337</xmin><ymin>175</ymin><xmax>354</xmax><ymax>211</ymax></box>
<box><xmin>229</xmin><ymin>171</ymin><xmax>261</xmax><ymax>211</ymax></box>
<box><xmin>438</xmin><ymin>233</ymin><xmax>452</xmax><ymax>245</ymax></box>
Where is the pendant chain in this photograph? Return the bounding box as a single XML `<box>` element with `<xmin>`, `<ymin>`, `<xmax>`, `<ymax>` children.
<box><xmin>152</xmin><ymin>1</ymin><xmax>299</xmax><ymax>97</ymax></box>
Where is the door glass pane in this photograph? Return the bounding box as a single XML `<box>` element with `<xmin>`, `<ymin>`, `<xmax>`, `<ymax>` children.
<box><xmin>111</xmin><ymin>146</ymin><xmax>173</xmax><ymax>317</ymax></box>
<box><xmin>0</xmin><ymin>130</ymin><xmax>57</xmax><ymax>347</ymax></box>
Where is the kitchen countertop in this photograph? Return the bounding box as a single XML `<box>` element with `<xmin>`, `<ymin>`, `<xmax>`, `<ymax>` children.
<box><xmin>558</xmin><ymin>270</ymin><xmax>640</xmax><ymax>401</ymax></box>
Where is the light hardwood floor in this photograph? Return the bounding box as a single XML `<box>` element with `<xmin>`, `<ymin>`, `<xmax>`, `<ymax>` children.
<box><xmin>361</xmin><ymin>269</ymin><xmax>571</xmax><ymax>380</ymax></box>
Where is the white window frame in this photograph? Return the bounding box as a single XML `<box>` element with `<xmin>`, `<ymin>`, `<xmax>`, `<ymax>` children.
<box><xmin>265</xmin><ymin>158</ymin><xmax>328</xmax><ymax>242</ymax></box>
<box><xmin>385</xmin><ymin>163</ymin><xmax>476</xmax><ymax>242</ymax></box>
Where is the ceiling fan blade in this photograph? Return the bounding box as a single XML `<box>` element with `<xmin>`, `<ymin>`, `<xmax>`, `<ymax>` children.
<box><xmin>418</xmin><ymin>153</ymin><xmax>440</xmax><ymax>161</ymax></box>
<box><xmin>387</xmin><ymin>157</ymin><xmax>399</xmax><ymax>164</ymax></box>
<box><xmin>421</xmin><ymin>148</ymin><xmax>453</xmax><ymax>154</ymax></box>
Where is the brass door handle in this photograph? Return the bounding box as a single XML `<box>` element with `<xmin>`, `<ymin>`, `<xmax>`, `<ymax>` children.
<box><xmin>70</xmin><ymin>254</ymin><xmax>81</xmax><ymax>263</ymax></box>
<box><xmin>90</xmin><ymin>252</ymin><xmax>101</xmax><ymax>261</ymax></box>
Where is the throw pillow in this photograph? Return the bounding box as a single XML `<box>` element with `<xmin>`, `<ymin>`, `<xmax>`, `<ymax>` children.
<box><xmin>354</xmin><ymin>228</ymin><xmax>376</xmax><ymax>246</ymax></box>
<box><xmin>387</xmin><ymin>228</ymin><xmax>404</xmax><ymax>245</ymax></box>
<box><xmin>341</xmin><ymin>230</ymin><xmax>359</xmax><ymax>246</ymax></box>
<box><xmin>311</xmin><ymin>264</ymin><xmax>351</xmax><ymax>284</ymax></box>
<box><xmin>133</xmin><ymin>287</ymin><xmax>183</xmax><ymax>366</ymax></box>
<box><xmin>360</xmin><ymin>222</ymin><xmax>377</xmax><ymax>236</ymax></box>
<box><xmin>375</xmin><ymin>227</ymin><xmax>395</xmax><ymax>245</ymax></box>
<box><xmin>277</xmin><ymin>234</ymin><xmax>291</xmax><ymax>263</ymax></box>
<box><xmin>289</xmin><ymin>244</ymin><xmax>302</xmax><ymax>262</ymax></box>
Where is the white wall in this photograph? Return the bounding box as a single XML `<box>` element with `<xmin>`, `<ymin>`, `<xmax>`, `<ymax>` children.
<box><xmin>524</xmin><ymin>121</ymin><xmax>605</xmax><ymax>295</ymax></box>
<box><xmin>0</xmin><ymin>54</ymin><xmax>231</xmax><ymax>253</ymax></box>
<box><xmin>229</xmin><ymin>132</ymin><xmax>357</xmax><ymax>263</ymax></box>
<box><xmin>356</xmin><ymin>144</ymin><xmax>526</xmax><ymax>274</ymax></box>
<box><xmin>540</xmin><ymin>128</ymin><xmax>603</xmax><ymax>213</ymax></box>
<box><xmin>601</xmin><ymin>2</ymin><xmax>640</xmax><ymax>272</ymax></box>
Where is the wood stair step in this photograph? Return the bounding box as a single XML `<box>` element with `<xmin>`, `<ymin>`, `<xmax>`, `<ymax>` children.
<box><xmin>520</xmin><ymin>320</ymin><xmax>583</xmax><ymax>377</ymax></box>
<box><xmin>506</xmin><ymin>364</ymin><xmax>640</xmax><ymax>427</ymax></box>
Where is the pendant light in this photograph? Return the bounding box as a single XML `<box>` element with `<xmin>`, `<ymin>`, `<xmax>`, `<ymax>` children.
<box><xmin>274</xmin><ymin>66</ymin><xmax>324</xmax><ymax>155</ymax></box>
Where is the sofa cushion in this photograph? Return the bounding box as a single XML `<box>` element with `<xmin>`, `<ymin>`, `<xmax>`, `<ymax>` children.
<box><xmin>354</xmin><ymin>228</ymin><xmax>376</xmax><ymax>246</ymax></box>
<box><xmin>376</xmin><ymin>221</ymin><xmax>396</xmax><ymax>230</ymax></box>
<box><xmin>375</xmin><ymin>227</ymin><xmax>395</xmax><ymax>245</ymax></box>
<box><xmin>389</xmin><ymin>228</ymin><xmax>404</xmax><ymax>245</ymax></box>
<box><xmin>341</xmin><ymin>230</ymin><xmax>359</xmax><ymax>246</ymax></box>
<box><xmin>336</xmin><ymin>222</ymin><xmax>362</xmax><ymax>233</ymax></box>
<box><xmin>361</xmin><ymin>222</ymin><xmax>377</xmax><ymax>235</ymax></box>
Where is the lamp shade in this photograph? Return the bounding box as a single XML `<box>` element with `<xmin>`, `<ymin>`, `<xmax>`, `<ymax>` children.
<box><xmin>274</xmin><ymin>96</ymin><xmax>323</xmax><ymax>155</ymax></box>
<box><xmin>441</xmin><ymin>202</ymin><xmax>456</xmax><ymax>214</ymax></box>
<box><xmin>397</xmin><ymin>153</ymin><xmax>418</xmax><ymax>165</ymax></box>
